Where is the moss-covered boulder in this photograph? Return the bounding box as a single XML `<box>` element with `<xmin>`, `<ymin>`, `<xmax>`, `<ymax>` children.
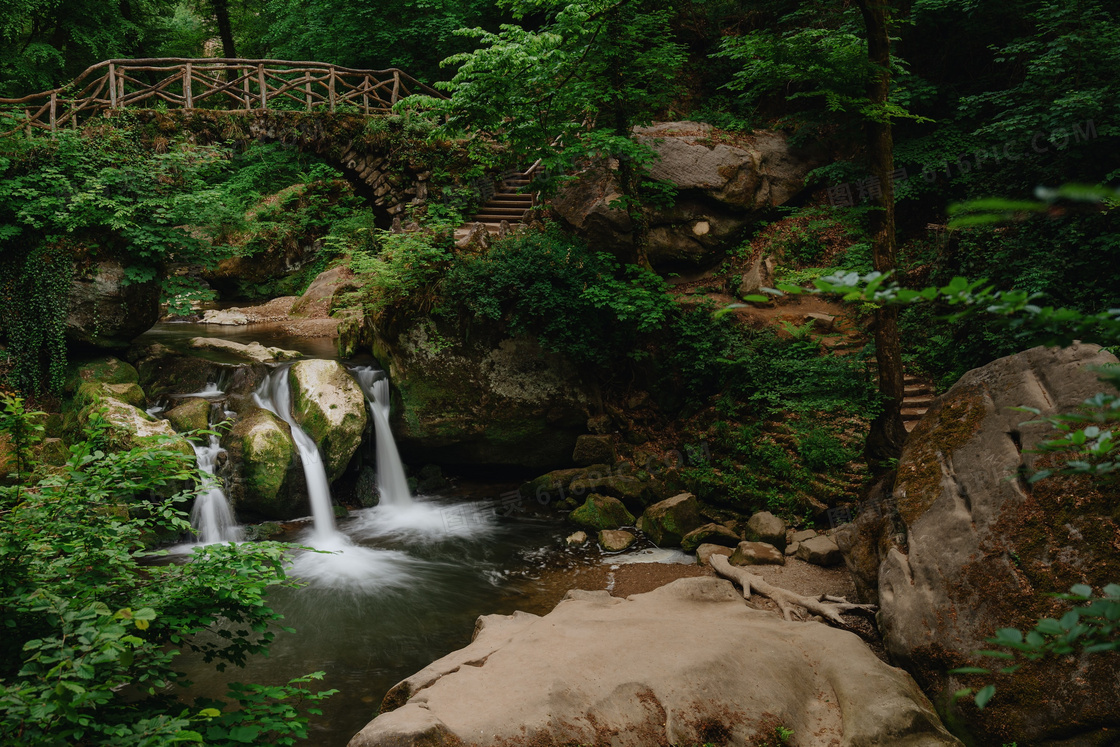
<box><xmin>288</xmin><ymin>359</ymin><xmax>367</xmax><ymax>481</ymax></box>
<box><xmin>569</xmin><ymin>473</ymin><xmax>658</xmax><ymax>516</ymax></box>
<box><xmin>66</xmin><ymin>357</ymin><xmax>140</xmax><ymax>393</ymax></box>
<box><xmin>371</xmin><ymin>316</ymin><xmax>596</xmax><ymax>470</ymax></box>
<box><xmin>74</xmin><ymin>381</ymin><xmax>146</xmax><ymax>410</ymax></box>
<box><xmin>66</xmin><ymin>259</ymin><xmax>161</xmax><ymax>349</ymax></box>
<box><xmin>222</xmin><ymin>407</ymin><xmax>307</xmax><ymax>520</ymax></box>
<box><xmin>637</xmin><ymin>493</ymin><xmax>703</xmax><ymax>547</ymax></box>
<box><xmin>569</xmin><ymin>494</ymin><xmax>635</xmax><ymax>531</ymax></box>
<box><xmin>166</xmin><ymin>398</ymin><xmax>212</xmax><ymax>434</ymax></box>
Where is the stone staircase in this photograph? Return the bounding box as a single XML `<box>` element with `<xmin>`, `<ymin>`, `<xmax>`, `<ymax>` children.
<box><xmin>454</xmin><ymin>170</ymin><xmax>536</xmax><ymax>242</ymax></box>
<box><xmin>901</xmin><ymin>374</ymin><xmax>935</xmax><ymax>432</ymax></box>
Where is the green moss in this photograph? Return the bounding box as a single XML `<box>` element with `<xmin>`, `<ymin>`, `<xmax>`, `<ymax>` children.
<box><xmin>166</xmin><ymin>398</ymin><xmax>212</xmax><ymax>434</ymax></box>
<box><xmin>66</xmin><ymin>357</ymin><xmax>140</xmax><ymax>393</ymax></box>
<box><xmin>569</xmin><ymin>494</ymin><xmax>635</xmax><ymax>530</ymax></box>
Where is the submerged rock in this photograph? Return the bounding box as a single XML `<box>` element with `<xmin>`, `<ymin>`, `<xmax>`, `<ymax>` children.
<box><xmin>350</xmin><ymin>577</ymin><xmax>961</xmax><ymax>746</ymax></box>
<box><xmin>288</xmin><ymin>359</ymin><xmax>367</xmax><ymax>481</ymax></box>
<box><xmin>222</xmin><ymin>406</ymin><xmax>307</xmax><ymax>520</ymax></box>
<box><xmin>637</xmin><ymin>493</ymin><xmax>704</xmax><ymax>547</ymax></box>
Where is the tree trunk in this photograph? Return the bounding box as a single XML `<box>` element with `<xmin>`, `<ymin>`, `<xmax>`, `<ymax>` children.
<box><xmin>855</xmin><ymin>0</ymin><xmax>906</xmax><ymax>467</ymax></box>
<box><xmin>212</xmin><ymin>0</ymin><xmax>237</xmax><ymax>59</ymax></box>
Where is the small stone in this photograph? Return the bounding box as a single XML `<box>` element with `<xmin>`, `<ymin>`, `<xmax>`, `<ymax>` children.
<box><xmin>681</xmin><ymin>523</ymin><xmax>740</xmax><ymax>552</ymax></box>
<box><xmin>565</xmin><ymin>531</ymin><xmax>589</xmax><ymax>547</ymax></box>
<box><xmin>572</xmin><ymin>434</ymin><xmax>616</xmax><ymax>466</ymax></box>
<box><xmin>637</xmin><ymin>493</ymin><xmax>704</xmax><ymax>547</ymax></box>
<box><xmin>796</xmin><ymin>535</ymin><xmax>842</xmax><ymax>566</ymax></box>
<box><xmin>745</xmin><ymin>511</ymin><xmax>788</xmax><ymax>552</ymax></box>
<box><xmin>696</xmin><ymin>543</ymin><xmax>735</xmax><ymax>567</ymax></box>
<box><xmin>587</xmin><ymin>414</ymin><xmax>613</xmax><ymax>435</ymax></box>
<box><xmin>166</xmin><ymin>397</ymin><xmax>211</xmax><ymax>434</ymax></box>
<box><xmin>785</xmin><ymin>541</ymin><xmax>800</xmax><ymax>557</ymax></box>
<box><xmin>729</xmin><ymin>541</ymin><xmax>785</xmax><ymax>566</ymax></box>
<box><xmin>569</xmin><ymin>494</ymin><xmax>635</xmax><ymax>531</ymax></box>
<box><xmin>791</xmin><ymin>529</ymin><xmax>818</xmax><ymax>544</ymax></box>
<box><xmin>598</xmin><ymin>529</ymin><xmax>636</xmax><ymax>552</ymax></box>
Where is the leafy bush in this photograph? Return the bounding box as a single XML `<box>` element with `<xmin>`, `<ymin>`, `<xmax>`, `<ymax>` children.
<box><xmin>343</xmin><ymin>225</ymin><xmax>454</xmax><ymax>317</ymax></box>
<box><xmin>441</xmin><ymin>226</ymin><xmax>672</xmax><ymax>366</ymax></box>
<box><xmin>0</xmin><ymin>399</ymin><xmax>334</xmax><ymax>745</ymax></box>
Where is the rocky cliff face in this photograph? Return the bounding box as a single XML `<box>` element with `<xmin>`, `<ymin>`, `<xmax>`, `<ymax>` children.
<box><xmin>837</xmin><ymin>343</ymin><xmax>1120</xmax><ymax>745</ymax></box>
<box><xmin>370</xmin><ymin>316</ymin><xmax>596</xmax><ymax>471</ymax></box>
<box><xmin>551</xmin><ymin>123</ymin><xmax>821</xmax><ymax>271</ymax></box>
<box><xmin>67</xmin><ymin>259</ymin><xmax>161</xmax><ymax>349</ymax></box>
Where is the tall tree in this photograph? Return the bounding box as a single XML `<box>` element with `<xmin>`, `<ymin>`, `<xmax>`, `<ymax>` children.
<box><xmin>211</xmin><ymin>0</ymin><xmax>237</xmax><ymax>57</ymax></box>
<box><xmin>854</xmin><ymin>0</ymin><xmax>906</xmax><ymax>465</ymax></box>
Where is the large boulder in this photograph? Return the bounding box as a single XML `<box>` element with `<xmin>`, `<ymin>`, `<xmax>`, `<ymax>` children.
<box><xmin>221</xmin><ymin>406</ymin><xmax>307</xmax><ymax>520</ymax></box>
<box><xmin>66</xmin><ymin>369</ymin><xmax>192</xmax><ymax>459</ymax></box>
<box><xmin>569</xmin><ymin>494</ymin><xmax>635</xmax><ymax>531</ymax></box>
<box><xmin>165</xmin><ymin>398</ymin><xmax>212</xmax><ymax>434</ymax></box>
<box><xmin>837</xmin><ymin>343</ymin><xmax>1120</xmax><ymax>744</ymax></box>
<box><xmin>67</xmin><ymin>259</ymin><xmax>161</xmax><ymax>349</ymax></box>
<box><xmin>350</xmin><ymin>577</ymin><xmax>961</xmax><ymax>747</ymax></box>
<box><xmin>637</xmin><ymin>492</ymin><xmax>704</xmax><ymax>547</ymax></box>
<box><xmin>371</xmin><ymin>317</ymin><xmax>595</xmax><ymax>471</ymax></box>
<box><xmin>288</xmin><ymin>360</ymin><xmax>367</xmax><ymax>481</ymax></box>
<box><xmin>552</xmin><ymin>123</ymin><xmax>820</xmax><ymax>271</ymax></box>
<box><xmin>290</xmin><ymin>265</ymin><xmax>357</xmax><ymax>318</ymax></box>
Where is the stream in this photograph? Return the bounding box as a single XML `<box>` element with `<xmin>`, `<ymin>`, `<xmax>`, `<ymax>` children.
<box><xmin>141</xmin><ymin>318</ymin><xmax>578</xmax><ymax>745</ymax></box>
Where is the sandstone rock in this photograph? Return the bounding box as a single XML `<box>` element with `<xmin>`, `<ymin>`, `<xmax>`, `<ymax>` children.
<box><xmin>375</xmin><ymin>317</ymin><xmax>594</xmax><ymax>470</ymax></box>
<box><xmin>785</xmin><ymin>541</ymin><xmax>799</xmax><ymax>556</ymax></box>
<box><xmin>349</xmin><ymin>577</ymin><xmax>961</xmax><ymax>747</ymax></box>
<box><xmin>796</xmin><ymin>534</ymin><xmax>842</xmax><ymax>566</ymax></box>
<box><xmin>861</xmin><ymin>343</ymin><xmax>1120</xmax><ymax>743</ymax></box>
<box><xmin>551</xmin><ymin>124</ymin><xmax>819</xmax><ymax>270</ymax></box>
<box><xmin>739</xmin><ymin>252</ymin><xmax>775</xmax><ymax>298</ymax></box>
<box><xmin>745</xmin><ymin>511</ymin><xmax>787</xmax><ymax>551</ymax></box>
<box><xmin>288</xmin><ymin>360</ymin><xmax>368</xmax><ymax>481</ymax></box>
<box><xmin>222</xmin><ymin>406</ymin><xmax>306</xmax><ymax>520</ymax></box>
<box><xmin>637</xmin><ymin>493</ymin><xmax>704</xmax><ymax>547</ymax></box>
<box><xmin>131</xmin><ymin>345</ymin><xmax>250</xmax><ymax>401</ymax></box>
<box><xmin>166</xmin><ymin>398</ymin><xmax>212</xmax><ymax>434</ymax></box>
<box><xmin>598</xmin><ymin>529</ymin><xmax>636</xmax><ymax>552</ymax></box>
<box><xmin>189</xmin><ymin>337</ymin><xmax>301</xmax><ymax>363</ymax></box>
<box><xmin>729</xmin><ymin>540</ymin><xmax>785</xmax><ymax>566</ymax></box>
<box><xmin>571</xmin><ymin>434</ymin><xmax>616</xmax><ymax>466</ymax></box>
<box><xmin>199</xmin><ymin>309</ymin><xmax>250</xmax><ymax>325</ymax></box>
<box><xmin>569</xmin><ymin>494</ymin><xmax>634</xmax><ymax>531</ymax></box>
<box><xmin>564</xmin><ymin>531</ymin><xmax>588</xmax><ymax>547</ymax></box>
<box><xmin>696</xmin><ymin>543</ymin><xmax>735</xmax><ymax>566</ymax></box>
<box><xmin>290</xmin><ymin>265</ymin><xmax>357</xmax><ymax>318</ymax></box>
<box><xmin>681</xmin><ymin>523</ymin><xmax>740</xmax><ymax>552</ymax></box>
<box><xmin>790</xmin><ymin>528</ymin><xmax>817</xmax><ymax>543</ymax></box>
<box><xmin>67</xmin><ymin>259</ymin><xmax>161</xmax><ymax>348</ymax></box>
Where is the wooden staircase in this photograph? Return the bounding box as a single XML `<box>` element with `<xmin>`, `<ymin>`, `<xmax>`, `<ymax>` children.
<box><xmin>454</xmin><ymin>170</ymin><xmax>536</xmax><ymax>242</ymax></box>
<box><xmin>901</xmin><ymin>374</ymin><xmax>935</xmax><ymax>432</ymax></box>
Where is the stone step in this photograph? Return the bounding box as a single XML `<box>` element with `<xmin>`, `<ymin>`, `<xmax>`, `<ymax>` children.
<box><xmin>904</xmin><ymin>385</ymin><xmax>932</xmax><ymax>396</ymax></box>
<box><xmin>903</xmin><ymin>395</ymin><xmax>935</xmax><ymax>406</ymax></box>
<box><xmin>476</xmin><ymin>205</ymin><xmax>528</xmax><ymax>214</ymax></box>
<box><xmin>490</xmin><ymin>194</ymin><xmax>534</xmax><ymax>203</ymax></box>
<box><xmin>901</xmin><ymin>407</ymin><xmax>929</xmax><ymax>418</ymax></box>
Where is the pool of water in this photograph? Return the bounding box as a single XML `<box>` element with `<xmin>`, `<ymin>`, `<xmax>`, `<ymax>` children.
<box><xmin>172</xmin><ymin>487</ymin><xmax>575</xmax><ymax>746</ymax></box>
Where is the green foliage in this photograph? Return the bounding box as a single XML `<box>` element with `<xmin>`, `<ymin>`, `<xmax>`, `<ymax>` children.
<box><xmin>0</xmin><ymin>243</ymin><xmax>72</xmax><ymax>394</ymax></box>
<box><xmin>442</xmin><ymin>225</ymin><xmax>671</xmax><ymax>366</ymax></box>
<box><xmin>0</xmin><ymin>400</ymin><xmax>333</xmax><ymax>744</ymax></box>
<box><xmin>344</xmin><ymin>225</ymin><xmax>454</xmax><ymax>316</ymax></box>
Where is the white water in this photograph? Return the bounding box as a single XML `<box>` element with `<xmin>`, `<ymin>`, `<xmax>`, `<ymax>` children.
<box><xmin>253</xmin><ymin>366</ymin><xmax>337</xmax><ymax>538</ymax></box>
<box><xmin>180</xmin><ymin>382</ymin><xmax>224</xmax><ymax>398</ymax></box>
<box><xmin>350</xmin><ymin>366</ymin><xmax>413</xmax><ymax>507</ymax></box>
<box><xmin>190</xmin><ymin>434</ymin><xmax>242</xmax><ymax>544</ymax></box>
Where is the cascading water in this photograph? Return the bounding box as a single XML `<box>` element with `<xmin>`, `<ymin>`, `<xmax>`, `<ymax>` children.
<box><xmin>253</xmin><ymin>366</ymin><xmax>338</xmax><ymax>538</ymax></box>
<box><xmin>190</xmin><ymin>433</ymin><xmax>242</xmax><ymax>544</ymax></box>
<box><xmin>350</xmin><ymin>366</ymin><xmax>413</xmax><ymax>507</ymax></box>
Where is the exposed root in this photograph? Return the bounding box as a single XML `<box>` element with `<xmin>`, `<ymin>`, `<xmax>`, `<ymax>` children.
<box><xmin>710</xmin><ymin>554</ymin><xmax>877</xmax><ymax>630</ymax></box>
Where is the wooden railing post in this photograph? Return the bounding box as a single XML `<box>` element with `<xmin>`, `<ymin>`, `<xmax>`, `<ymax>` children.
<box><xmin>391</xmin><ymin>70</ymin><xmax>400</xmax><ymax>105</ymax></box>
<box><xmin>305</xmin><ymin>73</ymin><xmax>312</xmax><ymax>111</ymax></box>
<box><xmin>258</xmin><ymin>64</ymin><xmax>267</xmax><ymax>109</ymax></box>
<box><xmin>184</xmin><ymin>62</ymin><xmax>193</xmax><ymax>109</ymax></box>
<box><xmin>49</xmin><ymin>92</ymin><xmax>57</xmax><ymax>132</ymax></box>
<box><xmin>242</xmin><ymin>65</ymin><xmax>251</xmax><ymax>110</ymax></box>
<box><xmin>363</xmin><ymin>74</ymin><xmax>370</xmax><ymax>115</ymax></box>
<box><xmin>329</xmin><ymin>67</ymin><xmax>336</xmax><ymax>112</ymax></box>
<box><xmin>24</xmin><ymin>108</ymin><xmax>31</xmax><ymax>138</ymax></box>
<box><xmin>108</xmin><ymin>63</ymin><xmax>117</xmax><ymax>108</ymax></box>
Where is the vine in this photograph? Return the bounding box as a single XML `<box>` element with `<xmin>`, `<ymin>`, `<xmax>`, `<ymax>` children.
<box><xmin>0</xmin><ymin>243</ymin><xmax>73</xmax><ymax>394</ymax></box>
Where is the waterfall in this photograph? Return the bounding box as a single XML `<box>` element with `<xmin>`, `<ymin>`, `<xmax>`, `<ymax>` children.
<box><xmin>350</xmin><ymin>366</ymin><xmax>413</xmax><ymax>507</ymax></box>
<box><xmin>254</xmin><ymin>366</ymin><xmax>338</xmax><ymax>537</ymax></box>
<box><xmin>190</xmin><ymin>433</ymin><xmax>242</xmax><ymax>544</ymax></box>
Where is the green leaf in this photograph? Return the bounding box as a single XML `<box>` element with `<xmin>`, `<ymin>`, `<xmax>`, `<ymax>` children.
<box><xmin>975</xmin><ymin>684</ymin><xmax>997</xmax><ymax>709</ymax></box>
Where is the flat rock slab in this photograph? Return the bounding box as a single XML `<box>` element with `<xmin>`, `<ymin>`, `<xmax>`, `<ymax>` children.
<box><xmin>189</xmin><ymin>337</ymin><xmax>301</xmax><ymax>363</ymax></box>
<box><xmin>349</xmin><ymin>577</ymin><xmax>961</xmax><ymax>747</ymax></box>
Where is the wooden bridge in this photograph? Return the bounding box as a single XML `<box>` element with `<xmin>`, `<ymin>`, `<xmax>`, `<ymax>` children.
<box><xmin>0</xmin><ymin>58</ymin><xmax>444</xmax><ymax>138</ymax></box>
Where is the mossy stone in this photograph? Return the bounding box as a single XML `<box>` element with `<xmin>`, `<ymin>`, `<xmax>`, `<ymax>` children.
<box><xmin>166</xmin><ymin>398</ymin><xmax>212</xmax><ymax>434</ymax></box>
<box><xmin>637</xmin><ymin>493</ymin><xmax>704</xmax><ymax>547</ymax></box>
<box><xmin>289</xmin><ymin>359</ymin><xmax>367</xmax><ymax>481</ymax></box>
<box><xmin>569</xmin><ymin>494</ymin><xmax>635</xmax><ymax>531</ymax></box>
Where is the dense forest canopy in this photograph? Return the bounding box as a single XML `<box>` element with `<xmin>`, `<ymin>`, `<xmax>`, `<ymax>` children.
<box><xmin>1</xmin><ymin>0</ymin><xmax>1118</xmax><ymax>745</ymax></box>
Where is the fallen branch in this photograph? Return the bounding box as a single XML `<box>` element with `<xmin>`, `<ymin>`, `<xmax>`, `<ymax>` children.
<box><xmin>710</xmin><ymin>554</ymin><xmax>877</xmax><ymax>630</ymax></box>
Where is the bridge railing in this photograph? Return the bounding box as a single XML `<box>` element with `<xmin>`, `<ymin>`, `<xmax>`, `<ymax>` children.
<box><xmin>0</xmin><ymin>58</ymin><xmax>445</xmax><ymax>138</ymax></box>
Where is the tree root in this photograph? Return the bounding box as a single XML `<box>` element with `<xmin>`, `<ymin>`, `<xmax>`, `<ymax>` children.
<box><xmin>710</xmin><ymin>554</ymin><xmax>877</xmax><ymax>631</ymax></box>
